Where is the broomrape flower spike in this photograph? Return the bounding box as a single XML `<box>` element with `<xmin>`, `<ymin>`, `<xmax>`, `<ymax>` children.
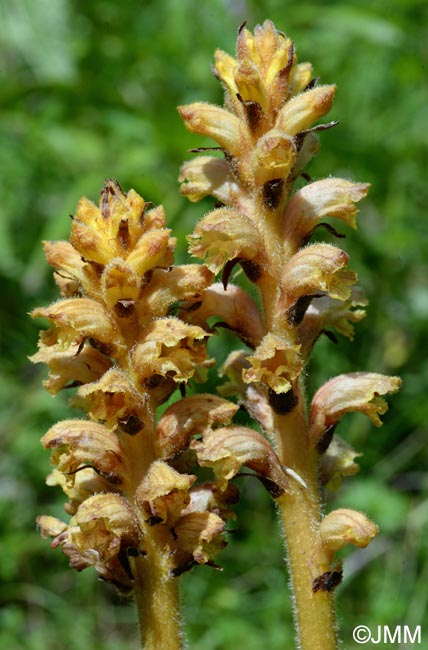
<box><xmin>179</xmin><ymin>19</ymin><xmax>401</xmax><ymax>650</ymax></box>
<box><xmin>32</xmin><ymin>180</ymin><xmax>249</xmax><ymax>649</ymax></box>
<box><xmin>31</xmin><ymin>20</ymin><xmax>401</xmax><ymax>650</ymax></box>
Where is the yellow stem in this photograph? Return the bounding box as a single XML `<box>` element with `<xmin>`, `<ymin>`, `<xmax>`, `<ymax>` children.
<box><xmin>131</xmin><ymin>545</ymin><xmax>183</xmax><ymax>650</ymax></box>
<box><xmin>122</xmin><ymin>398</ymin><xmax>183</xmax><ymax>650</ymax></box>
<box><xmin>275</xmin><ymin>403</ymin><xmax>337</xmax><ymax>650</ymax></box>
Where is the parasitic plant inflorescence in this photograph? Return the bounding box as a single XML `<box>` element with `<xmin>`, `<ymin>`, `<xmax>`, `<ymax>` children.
<box><xmin>32</xmin><ymin>19</ymin><xmax>401</xmax><ymax>650</ymax></box>
<box><xmin>178</xmin><ymin>20</ymin><xmax>401</xmax><ymax>649</ymax></box>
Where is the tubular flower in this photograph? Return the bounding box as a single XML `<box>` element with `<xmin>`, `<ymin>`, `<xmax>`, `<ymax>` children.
<box><xmin>32</xmin><ymin>179</ymin><xmax>240</xmax><ymax>590</ymax></box>
<box><xmin>309</xmin><ymin>372</ymin><xmax>402</xmax><ymax>448</ymax></box>
<box><xmin>243</xmin><ymin>333</ymin><xmax>302</xmax><ymax>395</ymax></box>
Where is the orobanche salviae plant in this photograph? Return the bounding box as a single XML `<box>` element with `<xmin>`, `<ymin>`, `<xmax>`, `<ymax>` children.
<box><xmin>32</xmin><ymin>20</ymin><xmax>401</xmax><ymax>650</ymax></box>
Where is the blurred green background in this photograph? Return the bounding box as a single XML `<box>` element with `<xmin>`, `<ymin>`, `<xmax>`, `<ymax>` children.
<box><xmin>1</xmin><ymin>0</ymin><xmax>427</xmax><ymax>648</ymax></box>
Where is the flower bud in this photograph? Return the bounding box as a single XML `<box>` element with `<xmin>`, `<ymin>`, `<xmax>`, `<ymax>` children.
<box><xmin>179</xmin><ymin>156</ymin><xmax>237</xmax><ymax>204</ymax></box>
<box><xmin>320</xmin><ymin>508</ymin><xmax>378</xmax><ymax>552</ymax></box>
<box><xmin>319</xmin><ymin>436</ymin><xmax>361</xmax><ymax>491</ymax></box>
<box><xmin>178</xmin><ymin>103</ymin><xmax>244</xmax><ymax>157</ymax></box>
<box><xmin>275</xmin><ymin>85</ymin><xmax>336</xmax><ymax>136</ymax></box>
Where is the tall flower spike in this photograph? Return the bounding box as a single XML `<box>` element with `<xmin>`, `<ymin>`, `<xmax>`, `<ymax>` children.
<box><xmin>32</xmin><ymin>179</ymin><xmax>242</xmax><ymax>648</ymax></box>
<box><xmin>179</xmin><ymin>20</ymin><xmax>401</xmax><ymax>650</ymax></box>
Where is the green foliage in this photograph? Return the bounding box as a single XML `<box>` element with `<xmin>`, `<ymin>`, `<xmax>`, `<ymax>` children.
<box><xmin>1</xmin><ymin>0</ymin><xmax>427</xmax><ymax>647</ymax></box>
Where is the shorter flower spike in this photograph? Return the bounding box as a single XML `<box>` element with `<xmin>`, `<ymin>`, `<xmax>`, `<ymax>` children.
<box><xmin>309</xmin><ymin>372</ymin><xmax>402</xmax><ymax>447</ymax></box>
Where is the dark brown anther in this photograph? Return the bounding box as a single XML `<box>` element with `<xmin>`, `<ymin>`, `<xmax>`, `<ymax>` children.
<box><xmin>238</xmin><ymin>21</ymin><xmax>247</xmax><ymax>34</ymax></box>
<box><xmin>117</xmin><ymin>547</ymin><xmax>134</xmax><ymax>580</ymax></box>
<box><xmin>268</xmin><ymin>388</ymin><xmax>298</xmax><ymax>414</ymax></box>
<box><xmin>139</xmin><ymin>201</ymin><xmax>152</xmax><ymax>227</ymax></box>
<box><xmin>88</xmin><ymin>260</ymin><xmax>105</xmax><ymax>276</ymax></box>
<box><xmin>171</xmin><ymin>560</ymin><xmax>197</xmax><ymax>577</ymax></box>
<box><xmin>180</xmin><ymin>300</ymin><xmax>203</xmax><ymax>313</ymax></box>
<box><xmin>115</xmin><ymin>299</ymin><xmax>136</xmax><ymax>318</ymax></box>
<box><xmin>262</xmin><ymin>178</ymin><xmax>284</xmax><ymax>209</ymax></box>
<box><xmin>141</xmin><ymin>269</ymin><xmax>154</xmax><ymax>288</ymax></box>
<box><xmin>118</xmin><ymin>414</ymin><xmax>144</xmax><ymax>436</ymax></box>
<box><xmin>312</xmin><ymin>569</ymin><xmax>343</xmax><ymax>593</ymax></box>
<box><xmin>316</xmin><ymin>424</ymin><xmax>337</xmax><ymax>454</ymax></box>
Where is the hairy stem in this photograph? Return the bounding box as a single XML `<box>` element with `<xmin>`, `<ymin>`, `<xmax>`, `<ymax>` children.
<box><xmin>131</xmin><ymin>549</ymin><xmax>182</xmax><ymax>650</ymax></box>
<box><xmin>258</xmin><ymin>207</ymin><xmax>338</xmax><ymax>649</ymax></box>
<box><xmin>275</xmin><ymin>402</ymin><xmax>337</xmax><ymax>650</ymax></box>
<box><xmin>123</xmin><ymin>400</ymin><xmax>183</xmax><ymax>650</ymax></box>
